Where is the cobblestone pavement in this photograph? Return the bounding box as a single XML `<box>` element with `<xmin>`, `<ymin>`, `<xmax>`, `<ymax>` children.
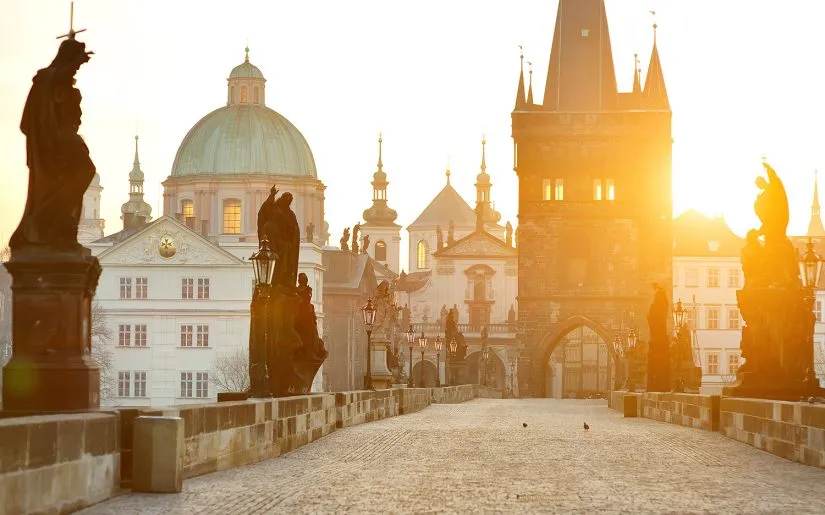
<box><xmin>81</xmin><ymin>399</ymin><xmax>825</xmax><ymax>514</ymax></box>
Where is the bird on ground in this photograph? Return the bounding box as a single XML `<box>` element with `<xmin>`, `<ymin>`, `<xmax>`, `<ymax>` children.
<box><xmin>522</xmin><ymin>422</ymin><xmax>527</xmax><ymax>428</ymax></box>
<box><xmin>583</xmin><ymin>422</ymin><xmax>590</xmax><ymax>431</ymax></box>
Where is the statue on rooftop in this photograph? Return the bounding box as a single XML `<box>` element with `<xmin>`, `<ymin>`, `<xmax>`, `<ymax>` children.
<box><xmin>352</xmin><ymin>223</ymin><xmax>361</xmax><ymax>254</ymax></box>
<box><xmin>340</xmin><ymin>227</ymin><xmax>350</xmax><ymax>251</ymax></box>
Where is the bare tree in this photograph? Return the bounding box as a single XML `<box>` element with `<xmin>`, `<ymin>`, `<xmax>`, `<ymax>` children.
<box><xmin>91</xmin><ymin>301</ymin><xmax>117</xmax><ymax>403</ymax></box>
<box><xmin>211</xmin><ymin>347</ymin><xmax>250</xmax><ymax>393</ymax></box>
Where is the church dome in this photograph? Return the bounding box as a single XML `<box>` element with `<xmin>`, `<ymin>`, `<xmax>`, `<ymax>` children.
<box><xmin>169</xmin><ymin>48</ymin><xmax>317</xmax><ymax>179</ymax></box>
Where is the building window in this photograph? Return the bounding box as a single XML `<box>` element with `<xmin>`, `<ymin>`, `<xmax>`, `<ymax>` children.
<box><xmin>542</xmin><ymin>179</ymin><xmax>553</xmax><ymax>201</ymax></box>
<box><xmin>253</xmin><ymin>87</ymin><xmax>260</xmax><ymax>104</ymax></box>
<box><xmin>816</xmin><ymin>301</ymin><xmax>822</xmax><ymax>322</ymax></box>
<box><xmin>240</xmin><ymin>86</ymin><xmax>248</xmax><ymax>103</ymax></box>
<box><xmin>685</xmin><ymin>268</ymin><xmax>698</xmax><ymax>287</ymax></box>
<box><xmin>196</xmin><ymin>372</ymin><xmax>209</xmax><ymax>398</ymax></box>
<box><xmin>117</xmin><ymin>371</ymin><xmax>130</xmax><ymax>397</ymax></box>
<box><xmin>135</xmin><ymin>277</ymin><xmax>148</xmax><ymax>299</ymax></box>
<box><xmin>375</xmin><ymin>240</ymin><xmax>387</xmax><ymax>261</ymax></box>
<box><xmin>728</xmin><ymin>269</ymin><xmax>740</xmax><ymax>289</ymax></box>
<box><xmin>181</xmin><ymin>199</ymin><xmax>194</xmax><ymax>219</ymax></box>
<box><xmin>182</xmin><ymin>278</ymin><xmax>194</xmax><ymax>299</ymax></box>
<box><xmin>593</xmin><ymin>179</ymin><xmax>603</xmax><ymax>200</ymax></box>
<box><xmin>180</xmin><ymin>372</ymin><xmax>193</xmax><ymax>398</ymax></box>
<box><xmin>198</xmin><ymin>278</ymin><xmax>210</xmax><ymax>299</ymax></box>
<box><xmin>706</xmin><ymin>353</ymin><xmax>719</xmax><ymax>375</ymax></box>
<box><xmin>417</xmin><ymin>240</ymin><xmax>430</xmax><ymax>269</ymax></box>
<box><xmin>180</xmin><ymin>325</ymin><xmax>193</xmax><ymax>347</ymax></box>
<box><xmin>119</xmin><ymin>278</ymin><xmax>132</xmax><ymax>299</ymax></box>
<box><xmin>728</xmin><ymin>308</ymin><xmax>740</xmax><ymax>330</ymax></box>
<box><xmin>727</xmin><ymin>353</ymin><xmax>740</xmax><ymax>375</ymax></box>
<box><xmin>133</xmin><ymin>371</ymin><xmax>147</xmax><ymax>397</ymax></box>
<box><xmin>134</xmin><ymin>324</ymin><xmax>147</xmax><ymax>347</ymax></box>
<box><xmin>554</xmin><ymin>179</ymin><xmax>564</xmax><ymax>201</ymax></box>
<box><xmin>605</xmin><ymin>179</ymin><xmax>615</xmax><ymax>201</ymax></box>
<box><xmin>707</xmin><ymin>268</ymin><xmax>720</xmax><ymax>288</ymax></box>
<box><xmin>686</xmin><ymin>306</ymin><xmax>696</xmax><ymax>329</ymax></box>
<box><xmin>707</xmin><ymin>308</ymin><xmax>720</xmax><ymax>329</ymax></box>
<box><xmin>222</xmin><ymin>199</ymin><xmax>242</xmax><ymax>234</ymax></box>
<box><xmin>196</xmin><ymin>325</ymin><xmax>209</xmax><ymax>347</ymax></box>
<box><xmin>118</xmin><ymin>324</ymin><xmax>131</xmax><ymax>347</ymax></box>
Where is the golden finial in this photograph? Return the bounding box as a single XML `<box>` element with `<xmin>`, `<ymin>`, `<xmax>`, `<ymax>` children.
<box><xmin>245</xmin><ymin>44</ymin><xmax>250</xmax><ymax>63</ymax></box>
<box><xmin>481</xmin><ymin>135</ymin><xmax>487</xmax><ymax>173</ymax></box>
<box><xmin>446</xmin><ymin>156</ymin><xmax>451</xmax><ymax>185</ymax></box>
<box><xmin>377</xmin><ymin>133</ymin><xmax>384</xmax><ymax>171</ymax></box>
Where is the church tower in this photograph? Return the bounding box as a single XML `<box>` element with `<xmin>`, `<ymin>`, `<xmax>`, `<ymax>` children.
<box><xmin>78</xmin><ymin>173</ymin><xmax>105</xmax><ymax>244</ymax></box>
<box><xmin>807</xmin><ymin>171</ymin><xmax>825</xmax><ymax>238</ymax></box>
<box><xmin>512</xmin><ymin>1</ymin><xmax>673</xmax><ymax>396</ymax></box>
<box><xmin>362</xmin><ymin>134</ymin><xmax>401</xmax><ymax>273</ymax></box>
<box><xmin>475</xmin><ymin>137</ymin><xmax>503</xmax><ymax>239</ymax></box>
<box><xmin>121</xmin><ymin>136</ymin><xmax>153</xmax><ymax>230</ymax></box>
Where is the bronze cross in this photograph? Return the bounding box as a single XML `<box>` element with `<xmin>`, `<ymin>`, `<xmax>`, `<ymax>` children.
<box><xmin>57</xmin><ymin>1</ymin><xmax>87</xmax><ymax>40</ymax></box>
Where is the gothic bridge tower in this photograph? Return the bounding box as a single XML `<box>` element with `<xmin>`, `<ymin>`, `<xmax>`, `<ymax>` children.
<box><xmin>512</xmin><ymin>0</ymin><xmax>673</xmax><ymax>397</ymax></box>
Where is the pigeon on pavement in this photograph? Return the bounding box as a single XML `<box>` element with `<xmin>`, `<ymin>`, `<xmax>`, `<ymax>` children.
<box><xmin>583</xmin><ymin>422</ymin><xmax>590</xmax><ymax>431</ymax></box>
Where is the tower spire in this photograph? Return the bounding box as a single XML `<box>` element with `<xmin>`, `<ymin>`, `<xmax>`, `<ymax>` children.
<box><xmin>362</xmin><ymin>133</ymin><xmax>397</xmax><ymax>226</ymax></box>
<box><xmin>121</xmin><ymin>135</ymin><xmax>152</xmax><ymax>230</ymax></box>
<box><xmin>808</xmin><ymin>170</ymin><xmax>825</xmax><ymax>237</ymax></box>
<box><xmin>526</xmin><ymin>61</ymin><xmax>534</xmax><ymax>105</ymax></box>
<box><xmin>514</xmin><ymin>46</ymin><xmax>526</xmax><ymax>110</ymax></box>
<box><xmin>632</xmin><ymin>53</ymin><xmax>641</xmax><ymax>94</ymax></box>
<box><xmin>133</xmin><ymin>134</ymin><xmax>141</xmax><ymax>170</ymax></box>
<box><xmin>643</xmin><ymin>17</ymin><xmax>670</xmax><ymax>110</ymax></box>
<box><xmin>480</xmin><ymin>135</ymin><xmax>487</xmax><ymax>173</ymax></box>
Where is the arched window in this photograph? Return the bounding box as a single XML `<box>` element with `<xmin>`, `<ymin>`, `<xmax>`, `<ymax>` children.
<box><xmin>375</xmin><ymin>240</ymin><xmax>387</xmax><ymax>261</ymax></box>
<box><xmin>417</xmin><ymin>240</ymin><xmax>430</xmax><ymax>269</ymax></box>
<box><xmin>554</xmin><ymin>179</ymin><xmax>564</xmax><ymax>201</ymax></box>
<box><xmin>240</xmin><ymin>86</ymin><xmax>248</xmax><ymax>104</ymax></box>
<box><xmin>181</xmin><ymin>199</ymin><xmax>194</xmax><ymax>219</ymax></box>
<box><xmin>606</xmin><ymin>179</ymin><xmax>615</xmax><ymax>201</ymax></box>
<box><xmin>253</xmin><ymin>87</ymin><xmax>260</xmax><ymax>104</ymax></box>
<box><xmin>593</xmin><ymin>179</ymin><xmax>603</xmax><ymax>200</ymax></box>
<box><xmin>222</xmin><ymin>199</ymin><xmax>242</xmax><ymax>234</ymax></box>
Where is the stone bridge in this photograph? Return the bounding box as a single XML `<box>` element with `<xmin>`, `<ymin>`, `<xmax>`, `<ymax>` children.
<box><xmin>77</xmin><ymin>399</ymin><xmax>825</xmax><ymax>514</ymax></box>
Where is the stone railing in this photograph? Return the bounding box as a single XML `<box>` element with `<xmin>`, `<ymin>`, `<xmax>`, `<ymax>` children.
<box><xmin>720</xmin><ymin>398</ymin><xmax>825</xmax><ymax>468</ymax></box>
<box><xmin>431</xmin><ymin>384</ymin><xmax>478</xmax><ymax>404</ymax></box>
<box><xmin>0</xmin><ymin>413</ymin><xmax>120</xmax><ymax>514</ymax></box>
<box><xmin>641</xmin><ymin>392</ymin><xmax>720</xmax><ymax>431</ymax></box>
<box><xmin>411</xmin><ymin>323</ymin><xmax>516</xmax><ymax>337</ymax></box>
<box><xmin>335</xmin><ymin>389</ymin><xmax>400</xmax><ymax>428</ymax></box>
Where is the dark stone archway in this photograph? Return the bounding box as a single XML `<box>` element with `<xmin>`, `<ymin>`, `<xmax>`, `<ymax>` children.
<box><xmin>411</xmin><ymin>359</ymin><xmax>439</xmax><ymax>387</ymax></box>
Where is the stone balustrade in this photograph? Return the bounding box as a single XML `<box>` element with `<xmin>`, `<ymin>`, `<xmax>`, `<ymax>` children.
<box><xmin>430</xmin><ymin>384</ymin><xmax>478</xmax><ymax>404</ymax></box>
<box><xmin>721</xmin><ymin>398</ymin><xmax>825</xmax><ymax>469</ymax></box>
<box><xmin>642</xmin><ymin>392</ymin><xmax>720</xmax><ymax>431</ymax></box>
<box><xmin>335</xmin><ymin>390</ymin><xmax>400</xmax><ymax>428</ymax></box>
<box><xmin>0</xmin><ymin>413</ymin><xmax>120</xmax><ymax>514</ymax></box>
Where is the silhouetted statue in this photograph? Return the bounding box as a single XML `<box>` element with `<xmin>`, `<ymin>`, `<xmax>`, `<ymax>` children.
<box><xmin>305</xmin><ymin>221</ymin><xmax>315</xmax><ymax>243</ymax></box>
<box><xmin>295</xmin><ymin>273</ymin><xmax>328</xmax><ymax>363</ymax></box>
<box><xmin>508</xmin><ymin>304</ymin><xmax>516</xmax><ymax>324</ymax></box>
<box><xmin>436</xmin><ymin>225</ymin><xmax>443</xmax><ymax>249</ymax></box>
<box><xmin>352</xmin><ymin>223</ymin><xmax>361</xmax><ymax>254</ymax></box>
<box><xmin>258</xmin><ymin>186</ymin><xmax>278</xmax><ymax>241</ymax></box>
<box><xmin>514</xmin><ymin>226</ymin><xmax>519</xmax><ymax>248</ymax></box>
<box><xmin>505</xmin><ymin>222</ymin><xmax>513</xmax><ymax>247</ymax></box>
<box><xmin>400</xmin><ymin>304</ymin><xmax>411</xmax><ymax>331</ymax></box>
<box><xmin>450</xmin><ymin>304</ymin><xmax>459</xmax><ymax>323</ymax></box>
<box><xmin>741</xmin><ymin>230</ymin><xmax>765</xmax><ymax>288</ymax></box>
<box><xmin>448</xmin><ymin>221</ymin><xmax>455</xmax><ymax>244</ymax></box>
<box><xmin>361</xmin><ymin>234</ymin><xmax>370</xmax><ymax>254</ymax></box>
<box><xmin>440</xmin><ymin>304</ymin><xmax>448</xmax><ymax>328</ymax></box>
<box><xmin>340</xmin><ymin>227</ymin><xmax>350</xmax><ymax>251</ymax></box>
<box><xmin>11</xmin><ymin>37</ymin><xmax>96</xmax><ymax>251</ymax></box>
<box><xmin>646</xmin><ymin>283</ymin><xmax>671</xmax><ymax>392</ymax></box>
<box><xmin>271</xmin><ymin>193</ymin><xmax>300</xmax><ymax>289</ymax></box>
<box><xmin>753</xmin><ymin>162</ymin><xmax>799</xmax><ymax>287</ymax></box>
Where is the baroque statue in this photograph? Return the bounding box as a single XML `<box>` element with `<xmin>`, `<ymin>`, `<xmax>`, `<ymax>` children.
<box><xmin>305</xmin><ymin>221</ymin><xmax>315</xmax><ymax>243</ymax></box>
<box><xmin>352</xmin><ymin>223</ymin><xmax>361</xmax><ymax>254</ymax></box>
<box><xmin>505</xmin><ymin>222</ymin><xmax>513</xmax><ymax>247</ymax></box>
<box><xmin>362</xmin><ymin>234</ymin><xmax>370</xmax><ymax>254</ymax></box>
<box><xmin>340</xmin><ymin>227</ymin><xmax>350</xmax><ymax>251</ymax></box>
<box><xmin>645</xmin><ymin>283</ymin><xmax>671</xmax><ymax>392</ymax></box>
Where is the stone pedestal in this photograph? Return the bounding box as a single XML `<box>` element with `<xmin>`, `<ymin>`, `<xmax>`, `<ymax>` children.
<box><xmin>2</xmin><ymin>251</ymin><xmax>101</xmax><ymax>412</ymax></box>
<box><xmin>133</xmin><ymin>416</ymin><xmax>184</xmax><ymax>493</ymax></box>
<box><xmin>369</xmin><ymin>339</ymin><xmax>394</xmax><ymax>390</ymax></box>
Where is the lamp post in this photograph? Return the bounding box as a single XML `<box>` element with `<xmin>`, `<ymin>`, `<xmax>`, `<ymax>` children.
<box><xmin>434</xmin><ymin>336</ymin><xmax>443</xmax><ymax>387</ymax></box>
<box><xmin>611</xmin><ymin>334</ymin><xmax>624</xmax><ymax>390</ymax></box>
<box><xmin>361</xmin><ymin>298</ymin><xmax>377</xmax><ymax>390</ymax></box>
<box><xmin>418</xmin><ymin>332</ymin><xmax>428</xmax><ymax>387</ymax></box>
<box><xmin>481</xmin><ymin>345</ymin><xmax>491</xmax><ymax>387</ymax></box>
<box><xmin>406</xmin><ymin>325</ymin><xmax>416</xmax><ymax>387</ymax></box>
<box><xmin>624</xmin><ymin>327</ymin><xmax>638</xmax><ymax>391</ymax></box>
<box><xmin>249</xmin><ymin>237</ymin><xmax>278</xmax><ymax>398</ymax></box>
<box><xmin>448</xmin><ymin>337</ymin><xmax>458</xmax><ymax>386</ymax></box>
<box><xmin>672</xmin><ymin>299</ymin><xmax>688</xmax><ymax>392</ymax></box>
<box><xmin>800</xmin><ymin>238</ymin><xmax>823</xmax><ymax>389</ymax></box>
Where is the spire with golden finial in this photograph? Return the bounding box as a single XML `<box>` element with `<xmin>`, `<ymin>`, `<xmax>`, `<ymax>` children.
<box><xmin>377</xmin><ymin>132</ymin><xmax>384</xmax><ymax>172</ymax></box>
<box><xmin>244</xmin><ymin>44</ymin><xmax>250</xmax><ymax>63</ymax></box>
<box><xmin>515</xmin><ymin>45</ymin><xmax>526</xmax><ymax>110</ymax></box>
<box><xmin>808</xmin><ymin>169</ymin><xmax>825</xmax><ymax>237</ymax></box>
<box><xmin>632</xmin><ymin>53</ymin><xmax>642</xmax><ymax>94</ymax></box>
<box><xmin>526</xmin><ymin>61</ymin><xmax>534</xmax><ymax>105</ymax></box>
<box><xmin>480</xmin><ymin>135</ymin><xmax>487</xmax><ymax>174</ymax></box>
<box><xmin>363</xmin><ymin>133</ymin><xmax>397</xmax><ymax>225</ymax></box>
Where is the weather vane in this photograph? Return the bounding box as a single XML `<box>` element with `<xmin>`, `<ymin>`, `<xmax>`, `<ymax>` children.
<box><xmin>57</xmin><ymin>1</ymin><xmax>86</xmax><ymax>41</ymax></box>
<box><xmin>649</xmin><ymin>9</ymin><xmax>658</xmax><ymax>31</ymax></box>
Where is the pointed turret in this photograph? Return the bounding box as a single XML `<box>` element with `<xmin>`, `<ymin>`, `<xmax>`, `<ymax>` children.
<box><xmin>643</xmin><ymin>24</ymin><xmax>670</xmax><ymax>110</ymax></box>
<box><xmin>514</xmin><ymin>50</ymin><xmax>526</xmax><ymax>110</ymax></box>
<box><xmin>543</xmin><ymin>0</ymin><xmax>618</xmax><ymax>111</ymax></box>
<box><xmin>362</xmin><ymin>133</ymin><xmax>398</xmax><ymax>226</ymax></box>
<box><xmin>475</xmin><ymin>136</ymin><xmax>502</xmax><ymax>229</ymax></box>
<box><xmin>526</xmin><ymin>62</ymin><xmax>534</xmax><ymax>106</ymax></box>
<box><xmin>121</xmin><ymin>135</ymin><xmax>153</xmax><ymax>230</ymax></box>
<box><xmin>808</xmin><ymin>170</ymin><xmax>825</xmax><ymax>237</ymax></box>
<box><xmin>632</xmin><ymin>53</ymin><xmax>642</xmax><ymax>94</ymax></box>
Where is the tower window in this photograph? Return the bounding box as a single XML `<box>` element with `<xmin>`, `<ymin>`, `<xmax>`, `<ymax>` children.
<box><xmin>606</xmin><ymin>179</ymin><xmax>615</xmax><ymax>201</ymax></box>
<box><xmin>417</xmin><ymin>240</ymin><xmax>430</xmax><ymax>269</ymax></box>
<box><xmin>555</xmin><ymin>179</ymin><xmax>564</xmax><ymax>201</ymax></box>
<box><xmin>253</xmin><ymin>87</ymin><xmax>260</xmax><ymax>104</ymax></box>
<box><xmin>181</xmin><ymin>199</ymin><xmax>194</xmax><ymax>219</ymax></box>
<box><xmin>222</xmin><ymin>199</ymin><xmax>242</xmax><ymax>234</ymax></box>
<box><xmin>593</xmin><ymin>179</ymin><xmax>603</xmax><ymax>200</ymax></box>
<box><xmin>241</xmin><ymin>86</ymin><xmax>248</xmax><ymax>104</ymax></box>
<box><xmin>542</xmin><ymin>179</ymin><xmax>553</xmax><ymax>201</ymax></box>
<box><xmin>375</xmin><ymin>240</ymin><xmax>387</xmax><ymax>261</ymax></box>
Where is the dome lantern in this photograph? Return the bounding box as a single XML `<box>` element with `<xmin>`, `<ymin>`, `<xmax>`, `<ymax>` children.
<box><xmin>227</xmin><ymin>46</ymin><xmax>266</xmax><ymax>107</ymax></box>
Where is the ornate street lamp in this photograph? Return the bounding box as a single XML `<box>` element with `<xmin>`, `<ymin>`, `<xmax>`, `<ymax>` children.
<box><xmin>482</xmin><ymin>345</ymin><xmax>491</xmax><ymax>387</ymax></box>
<box><xmin>448</xmin><ymin>337</ymin><xmax>458</xmax><ymax>386</ymax></box>
<box><xmin>406</xmin><ymin>325</ymin><xmax>416</xmax><ymax>387</ymax></box>
<box><xmin>249</xmin><ymin>237</ymin><xmax>278</xmax><ymax>398</ymax></box>
<box><xmin>800</xmin><ymin>238</ymin><xmax>824</xmax><ymax>292</ymax></box>
<box><xmin>434</xmin><ymin>336</ymin><xmax>443</xmax><ymax>387</ymax></box>
<box><xmin>672</xmin><ymin>299</ymin><xmax>687</xmax><ymax>330</ymax></box>
<box><xmin>418</xmin><ymin>332</ymin><xmax>428</xmax><ymax>388</ymax></box>
<box><xmin>361</xmin><ymin>298</ymin><xmax>377</xmax><ymax>390</ymax></box>
<box><xmin>624</xmin><ymin>328</ymin><xmax>639</xmax><ymax>391</ymax></box>
<box><xmin>611</xmin><ymin>334</ymin><xmax>624</xmax><ymax>390</ymax></box>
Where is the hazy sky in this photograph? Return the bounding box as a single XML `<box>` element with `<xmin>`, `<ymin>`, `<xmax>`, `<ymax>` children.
<box><xmin>1</xmin><ymin>1</ymin><xmax>823</xmax><ymax>269</ymax></box>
